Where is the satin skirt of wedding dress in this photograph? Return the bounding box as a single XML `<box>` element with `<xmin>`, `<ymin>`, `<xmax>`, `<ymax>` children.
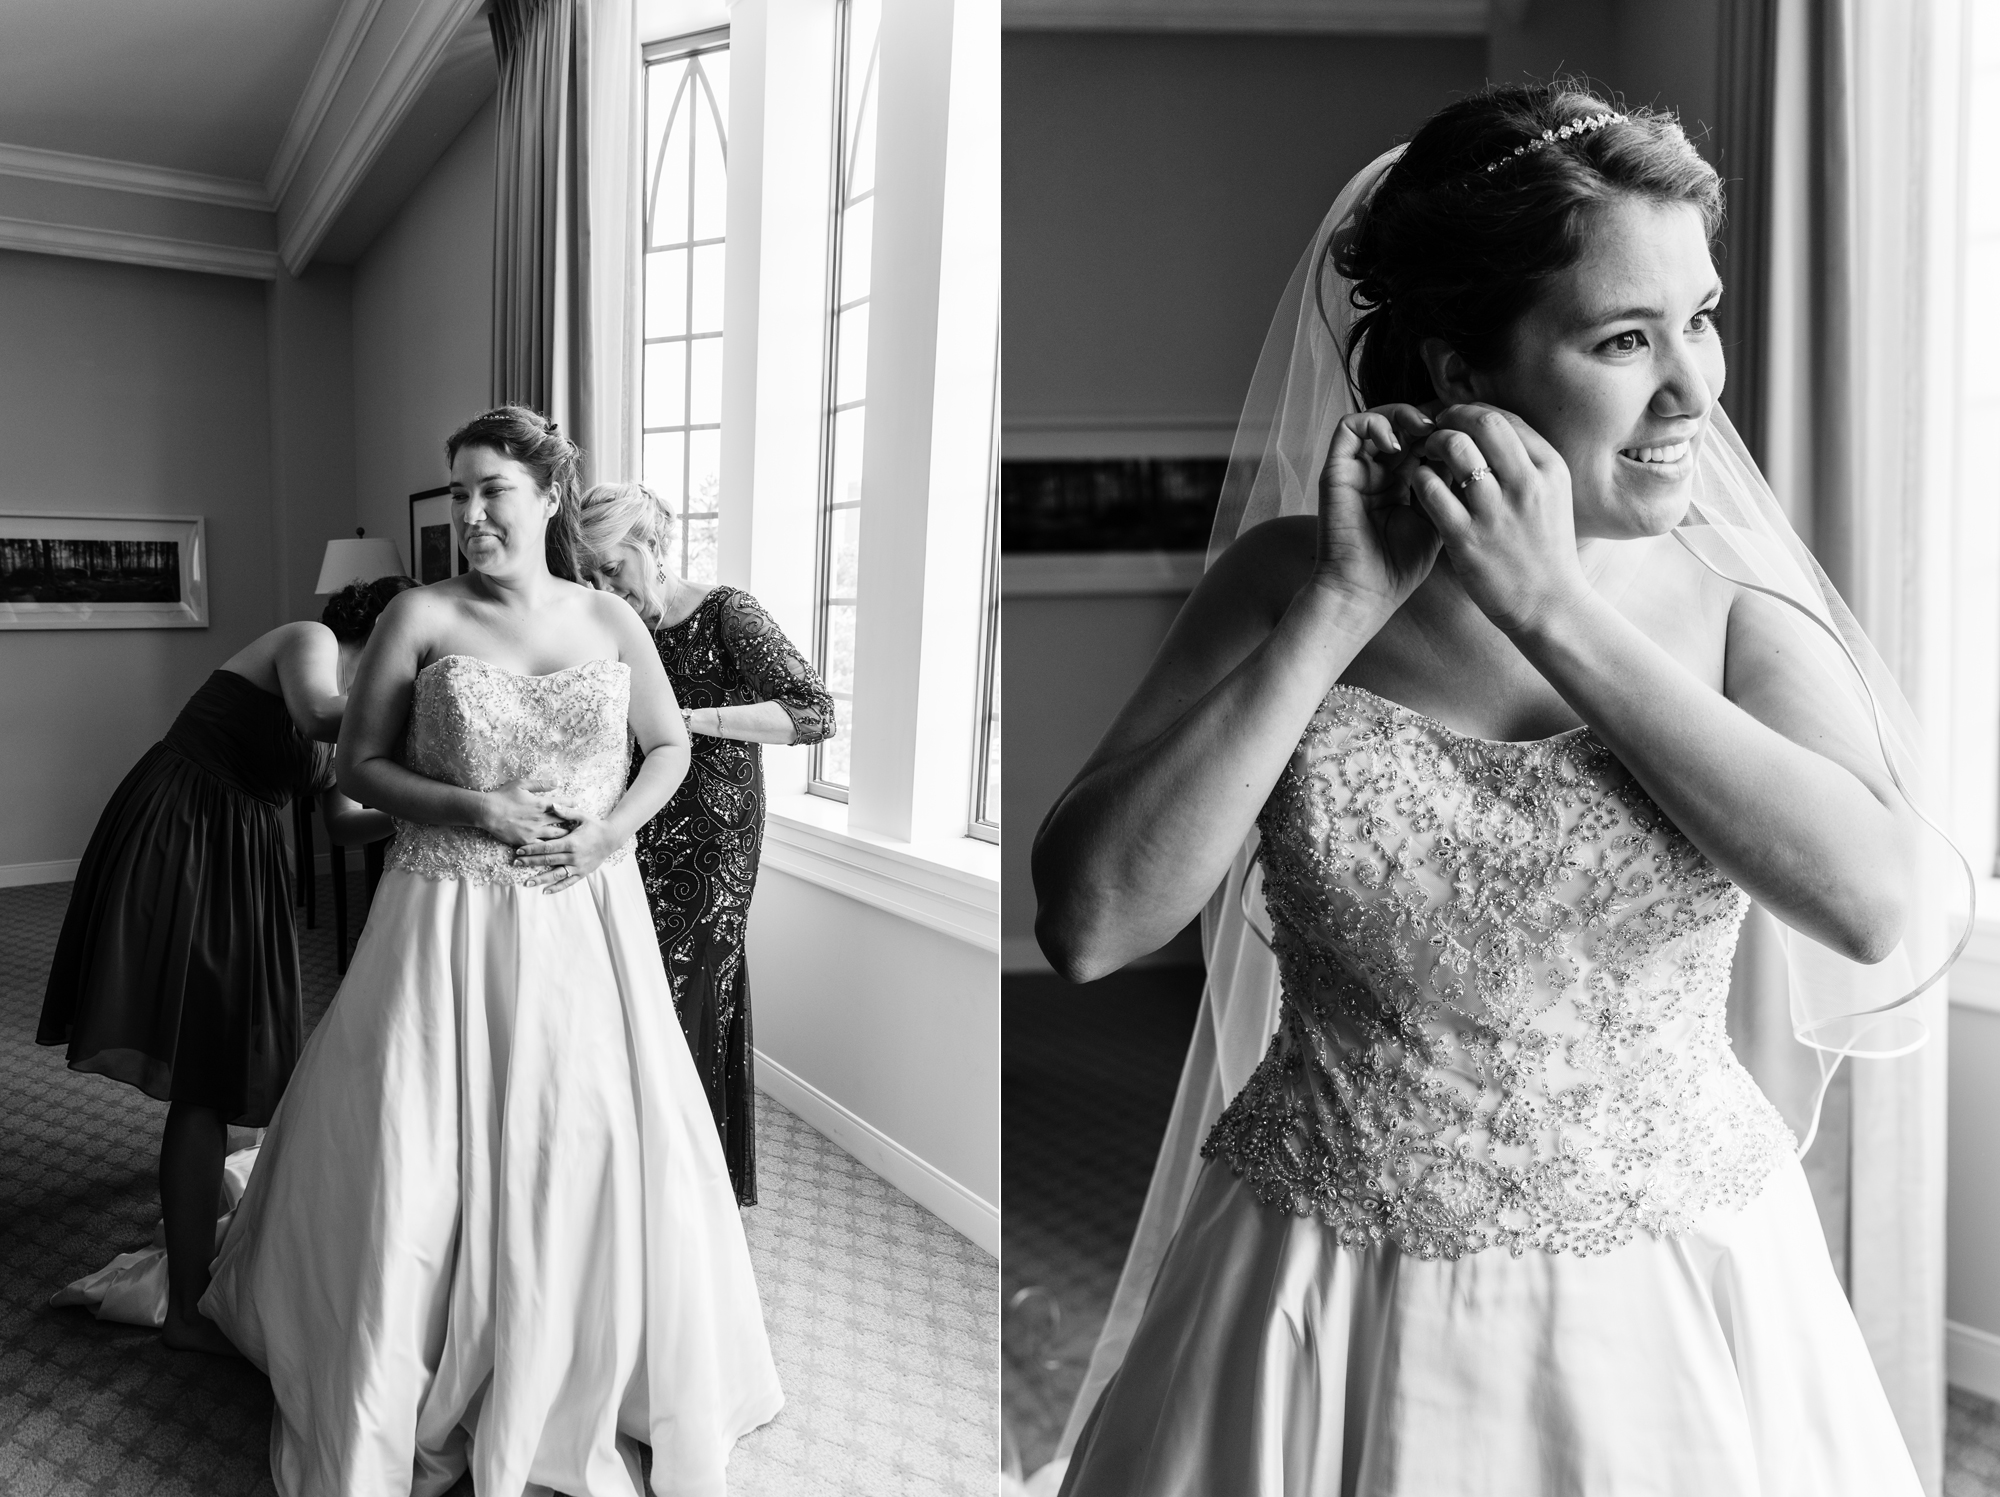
<box><xmin>202</xmin><ymin>861</ymin><xmax>783</xmax><ymax>1497</ymax></box>
<box><xmin>1056</xmin><ymin>1152</ymin><xmax>1919</xmax><ymax>1497</ymax></box>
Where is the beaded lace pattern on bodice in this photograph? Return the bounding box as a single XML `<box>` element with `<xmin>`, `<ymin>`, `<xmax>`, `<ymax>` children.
<box><xmin>388</xmin><ymin>655</ymin><xmax>635</xmax><ymax>886</ymax></box>
<box><xmin>1203</xmin><ymin>686</ymin><xmax>1797</xmax><ymax>1260</ymax></box>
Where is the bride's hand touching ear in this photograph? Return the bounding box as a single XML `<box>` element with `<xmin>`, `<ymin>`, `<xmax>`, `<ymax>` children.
<box><xmin>1314</xmin><ymin>404</ymin><xmax>1444</xmax><ymax>621</ymax></box>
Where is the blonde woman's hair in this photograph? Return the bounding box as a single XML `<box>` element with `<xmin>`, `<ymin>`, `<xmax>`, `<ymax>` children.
<box><xmin>576</xmin><ymin>481</ymin><xmax>677</xmax><ymax>571</ymax></box>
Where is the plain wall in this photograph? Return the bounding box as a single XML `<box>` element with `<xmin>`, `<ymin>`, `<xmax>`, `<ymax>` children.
<box><xmin>269</xmin><ymin>265</ymin><xmax>359</xmax><ymax>622</ymax></box>
<box><xmin>351</xmin><ymin>95</ymin><xmax>497</xmax><ymax>555</ymax></box>
<box><xmin>0</xmin><ymin>250</ymin><xmax>277</xmax><ymax>870</ymax></box>
<box><xmin>1003</xmin><ymin>32</ymin><xmax>1488</xmax><ymax>434</ymax></box>
<box><xmin>748</xmin><ymin>867</ymin><xmax>999</xmax><ymax>1210</ymax></box>
<box><xmin>1950</xmin><ymin>1007</ymin><xmax>2000</xmax><ymax>1338</ymax></box>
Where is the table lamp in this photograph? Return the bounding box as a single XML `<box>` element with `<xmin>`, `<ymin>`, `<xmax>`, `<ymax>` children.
<box><xmin>315</xmin><ymin>529</ymin><xmax>407</xmax><ymax>594</ymax></box>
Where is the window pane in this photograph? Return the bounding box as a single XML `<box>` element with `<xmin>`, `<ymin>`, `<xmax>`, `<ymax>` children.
<box><xmin>643</xmin><ymin>430</ymin><xmax>686</xmax><ymax>509</ymax></box>
<box><xmin>688</xmin><ymin>428</ymin><xmax>721</xmax><ymax>514</ymax></box>
<box><xmin>829</xmin><ymin>406</ymin><xmax>865</xmax><ymax>507</ymax></box>
<box><xmin>689</xmin><ymin>337</ymin><xmax>724</xmax><ymax>425</ymax></box>
<box><xmin>821</xmin><ymin>697</ymin><xmax>854</xmax><ymax>787</ymax></box>
<box><xmin>830</xmin><ymin>504</ymin><xmax>861</xmax><ymax>597</ymax></box>
<box><xmin>839</xmin><ymin>197</ymin><xmax>873</xmax><ymax>308</ymax></box>
<box><xmin>692</xmin><ymin>62</ymin><xmax>728</xmax><ymax>241</ymax></box>
<box><xmin>826</xmin><ymin>602</ymin><xmax>857</xmax><ymax>695</ymax></box>
<box><xmin>642</xmin><ymin>40</ymin><xmax>730</xmax><ymax>600</ymax></box>
<box><xmin>834</xmin><ymin>303</ymin><xmax>869</xmax><ymax>407</ymax></box>
<box><xmin>691</xmin><ymin>242</ymin><xmax>725</xmax><ymax>335</ymax></box>
<box><xmin>643</xmin><ymin>340</ymin><xmax>687</xmax><ymax>428</ymax></box>
<box><xmin>683</xmin><ymin>515</ymin><xmax>718</xmax><ymax>585</ymax></box>
<box><xmin>646</xmin><ymin>248</ymin><xmax>688</xmax><ymax>338</ymax></box>
<box><xmin>983</xmin><ymin>671</ymin><xmax>1001</xmax><ymax>823</ymax></box>
<box><xmin>652</xmin><ymin>75</ymin><xmax>691</xmax><ymax>247</ymax></box>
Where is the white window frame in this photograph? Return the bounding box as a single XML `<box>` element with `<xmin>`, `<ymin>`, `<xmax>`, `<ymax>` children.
<box><xmin>968</xmin><ymin>338</ymin><xmax>1001</xmax><ymax>843</ymax></box>
<box><xmin>808</xmin><ymin>0</ymin><xmax>880</xmax><ymax>801</ymax></box>
<box><xmin>639</xmin><ymin>28</ymin><xmax>733</xmax><ymax>584</ymax></box>
<box><xmin>716</xmin><ymin>0</ymin><xmax>999</xmax><ymax>919</ymax></box>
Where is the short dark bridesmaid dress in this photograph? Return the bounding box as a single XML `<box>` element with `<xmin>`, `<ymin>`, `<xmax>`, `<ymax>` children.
<box><xmin>635</xmin><ymin>586</ymin><xmax>834</xmax><ymax>1206</ymax></box>
<box><xmin>38</xmin><ymin>670</ymin><xmax>335</xmax><ymax>1127</ymax></box>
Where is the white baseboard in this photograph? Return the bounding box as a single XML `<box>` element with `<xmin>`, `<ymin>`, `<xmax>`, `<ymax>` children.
<box><xmin>754</xmin><ymin>1047</ymin><xmax>997</xmax><ymax>1260</ymax></box>
<box><xmin>1949</xmin><ymin>1319</ymin><xmax>2000</xmax><ymax>1402</ymax></box>
<box><xmin>0</xmin><ymin>858</ymin><xmax>80</xmax><ymax>888</ymax></box>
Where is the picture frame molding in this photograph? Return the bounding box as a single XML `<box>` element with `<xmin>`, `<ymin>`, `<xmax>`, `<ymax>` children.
<box><xmin>408</xmin><ymin>487</ymin><xmax>463</xmax><ymax>586</ymax></box>
<box><xmin>0</xmin><ymin>511</ymin><xmax>209</xmax><ymax>630</ymax></box>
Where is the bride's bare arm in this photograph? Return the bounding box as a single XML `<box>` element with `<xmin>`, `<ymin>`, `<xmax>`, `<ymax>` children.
<box><xmin>334</xmin><ymin>591</ymin><xmax>560</xmax><ymax>841</ymax></box>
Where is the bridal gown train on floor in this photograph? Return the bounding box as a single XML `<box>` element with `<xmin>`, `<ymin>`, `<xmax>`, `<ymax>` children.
<box><xmin>1058</xmin><ymin>685</ymin><xmax>1921</xmax><ymax>1497</ymax></box>
<box><xmin>202</xmin><ymin>654</ymin><xmax>782</xmax><ymax>1497</ymax></box>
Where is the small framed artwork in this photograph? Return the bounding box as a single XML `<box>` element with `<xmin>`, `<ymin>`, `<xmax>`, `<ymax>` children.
<box><xmin>0</xmin><ymin>513</ymin><xmax>208</xmax><ymax>630</ymax></box>
<box><xmin>409</xmin><ymin>488</ymin><xmax>465</xmax><ymax>586</ymax></box>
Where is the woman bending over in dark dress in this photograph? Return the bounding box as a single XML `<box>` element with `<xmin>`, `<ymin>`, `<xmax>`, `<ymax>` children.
<box><xmin>577</xmin><ymin>482</ymin><xmax>834</xmax><ymax>1204</ymax></box>
<box><xmin>38</xmin><ymin>576</ymin><xmax>412</xmax><ymax>1353</ymax></box>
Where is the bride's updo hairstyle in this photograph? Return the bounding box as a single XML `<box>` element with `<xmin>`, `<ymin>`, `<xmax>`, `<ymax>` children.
<box><xmin>443</xmin><ymin>405</ymin><xmax>586</xmax><ymax>581</ymax></box>
<box><xmin>1334</xmin><ymin>79</ymin><xmax>1723</xmax><ymax>407</ymax></box>
<box><xmin>576</xmin><ymin>481</ymin><xmax>677</xmax><ymax>574</ymax></box>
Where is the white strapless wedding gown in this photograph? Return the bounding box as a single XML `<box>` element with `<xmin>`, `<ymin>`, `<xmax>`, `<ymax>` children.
<box><xmin>202</xmin><ymin>655</ymin><xmax>782</xmax><ymax>1497</ymax></box>
<box><xmin>1057</xmin><ymin>685</ymin><xmax>1919</xmax><ymax>1497</ymax></box>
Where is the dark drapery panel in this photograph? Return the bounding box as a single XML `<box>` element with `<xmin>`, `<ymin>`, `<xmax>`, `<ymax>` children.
<box><xmin>1713</xmin><ymin>0</ymin><xmax>1779</xmax><ymax>469</ymax></box>
<box><xmin>490</xmin><ymin>0</ymin><xmax>577</xmax><ymax>423</ymax></box>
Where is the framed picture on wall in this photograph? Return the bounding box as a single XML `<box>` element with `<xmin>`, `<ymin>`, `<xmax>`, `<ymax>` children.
<box><xmin>0</xmin><ymin>513</ymin><xmax>208</xmax><ymax>630</ymax></box>
<box><xmin>409</xmin><ymin>488</ymin><xmax>465</xmax><ymax>585</ymax></box>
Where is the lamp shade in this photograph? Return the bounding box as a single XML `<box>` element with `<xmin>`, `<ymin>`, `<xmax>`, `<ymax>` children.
<box><xmin>315</xmin><ymin>537</ymin><xmax>406</xmax><ymax>595</ymax></box>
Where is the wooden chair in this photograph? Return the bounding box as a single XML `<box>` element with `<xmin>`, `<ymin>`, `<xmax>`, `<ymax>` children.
<box><xmin>328</xmin><ymin>834</ymin><xmax>389</xmax><ymax>974</ymax></box>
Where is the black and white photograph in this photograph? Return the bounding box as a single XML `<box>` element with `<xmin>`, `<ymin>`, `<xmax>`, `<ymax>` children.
<box><xmin>0</xmin><ymin>1</ymin><xmax>998</xmax><ymax>1494</ymax></box>
<box><xmin>0</xmin><ymin>515</ymin><xmax>209</xmax><ymax>629</ymax></box>
<box><xmin>1003</xmin><ymin>2</ymin><xmax>1998</xmax><ymax>1496</ymax></box>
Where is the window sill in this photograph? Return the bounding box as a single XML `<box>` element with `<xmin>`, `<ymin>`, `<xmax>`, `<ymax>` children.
<box><xmin>762</xmin><ymin>793</ymin><xmax>999</xmax><ymax>952</ymax></box>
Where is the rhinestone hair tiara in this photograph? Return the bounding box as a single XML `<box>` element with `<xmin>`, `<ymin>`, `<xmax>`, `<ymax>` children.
<box><xmin>1483</xmin><ymin>111</ymin><xmax>1626</xmax><ymax>173</ymax></box>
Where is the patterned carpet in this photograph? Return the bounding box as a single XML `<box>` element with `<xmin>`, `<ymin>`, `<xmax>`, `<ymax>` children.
<box><xmin>0</xmin><ymin>875</ymin><xmax>996</xmax><ymax>1496</ymax></box>
<box><xmin>1003</xmin><ymin>964</ymin><xmax>2000</xmax><ymax>1494</ymax></box>
<box><xmin>1000</xmin><ymin>966</ymin><xmax>1201</xmax><ymax>1475</ymax></box>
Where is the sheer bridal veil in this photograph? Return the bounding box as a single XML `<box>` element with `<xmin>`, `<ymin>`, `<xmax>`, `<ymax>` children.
<box><xmin>1052</xmin><ymin>144</ymin><xmax>1976</xmax><ymax>1462</ymax></box>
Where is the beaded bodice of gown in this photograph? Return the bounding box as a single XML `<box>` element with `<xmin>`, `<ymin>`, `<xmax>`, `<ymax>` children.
<box><xmin>387</xmin><ymin>654</ymin><xmax>634</xmax><ymax>886</ymax></box>
<box><xmin>1203</xmin><ymin>685</ymin><xmax>1798</xmax><ymax>1261</ymax></box>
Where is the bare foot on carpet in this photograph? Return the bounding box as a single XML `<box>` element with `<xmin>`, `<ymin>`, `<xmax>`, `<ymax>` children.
<box><xmin>161</xmin><ymin>1306</ymin><xmax>241</xmax><ymax>1358</ymax></box>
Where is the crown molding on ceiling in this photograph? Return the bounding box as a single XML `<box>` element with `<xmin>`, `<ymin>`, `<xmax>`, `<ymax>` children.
<box><xmin>264</xmin><ymin>0</ymin><xmax>390</xmax><ymax>208</ymax></box>
<box><xmin>1002</xmin><ymin>0</ymin><xmax>1489</xmax><ymax>32</ymax></box>
<box><xmin>0</xmin><ymin>213</ymin><xmax>279</xmax><ymax>280</ymax></box>
<box><xmin>0</xmin><ymin>141</ymin><xmax>269</xmax><ymax>211</ymax></box>
<box><xmin>275</xmin><ymin>0</ymin><xmax>489</xmax><ymax>275</ymax></box>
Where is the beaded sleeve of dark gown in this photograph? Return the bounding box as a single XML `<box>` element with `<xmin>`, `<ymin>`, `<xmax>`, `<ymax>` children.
<box><xmin>633</xmin><ymin>586</ymin><xmax>834</xmax><ymax>1205</ymax></box>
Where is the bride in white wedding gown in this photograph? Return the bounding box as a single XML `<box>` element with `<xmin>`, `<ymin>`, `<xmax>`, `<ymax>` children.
<box><xmin>203</xmin><ymin>407</ymin><xmax>782</xmax><ymax>1497</ymax></box>
<box><xmin>1033</xmin><ymin>84</ymin><xmax>1961</xmax><ymax>1496</ymax></box>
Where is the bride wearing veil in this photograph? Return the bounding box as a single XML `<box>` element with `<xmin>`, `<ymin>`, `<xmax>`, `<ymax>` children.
<box><xmin>1032</xmin><ymin>82</ymin><xmax>1967</xmax><ymax>1495</ymax></box>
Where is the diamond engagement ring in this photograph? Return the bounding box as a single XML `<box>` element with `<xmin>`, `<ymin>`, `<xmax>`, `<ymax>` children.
<box><xmin>1452</xmin><ymin>467</ymin><xmax>1494</xmax><ymax>494</ymax></box>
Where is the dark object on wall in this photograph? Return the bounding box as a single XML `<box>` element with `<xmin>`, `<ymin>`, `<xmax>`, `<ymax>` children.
<box><xmin>409</xmin><ymin>487</ymin><xmax>466</xmax><ymax>585</ymax></box>
<box><xmin>1002</xmin><ymin>458</ymin><xmax>1228</xmax><ymax>554</ymax></box>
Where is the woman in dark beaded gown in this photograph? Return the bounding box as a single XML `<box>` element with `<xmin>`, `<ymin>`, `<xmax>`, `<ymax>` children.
<box><xmin>38</xmin><ymin>577</ymin><xmax>409</xmax><ymax>1355</ymax></box>
<box><xmin>578</xmin><ymin>481</ymin><xmax>834</xmax><ymax>1204</ymax></box>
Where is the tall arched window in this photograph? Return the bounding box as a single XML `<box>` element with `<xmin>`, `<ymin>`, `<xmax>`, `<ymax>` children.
<box><xmin>810</xmin><ymin>0</ymin><xmax>881</xmax><ymax>798</ymax></box>
<box><xmin>642</xmin><ymin>31</ymin><xmax>730</xmax><ymax>584</ymax></box>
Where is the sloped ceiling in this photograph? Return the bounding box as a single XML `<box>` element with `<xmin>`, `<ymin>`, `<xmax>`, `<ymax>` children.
<box><xmin>0</xmin><ymin>0</ymin><xmax>348</xmax><ymax>181</ymax></box>
<box><xmin>0</xmin><ymin>0</ymin><xmax>495</xmax><ymax>278</ymax></box>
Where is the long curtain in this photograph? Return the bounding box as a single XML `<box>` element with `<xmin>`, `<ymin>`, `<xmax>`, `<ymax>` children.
<box><xmin>490</xmin><ymin>0</ymin><xmax>641</xmax><ymax>486</ymax></box>
<box><xmin>1722</xmin><ymin>0</ymin><xmax>1972</xmax><ymax>1488</ymax></box>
